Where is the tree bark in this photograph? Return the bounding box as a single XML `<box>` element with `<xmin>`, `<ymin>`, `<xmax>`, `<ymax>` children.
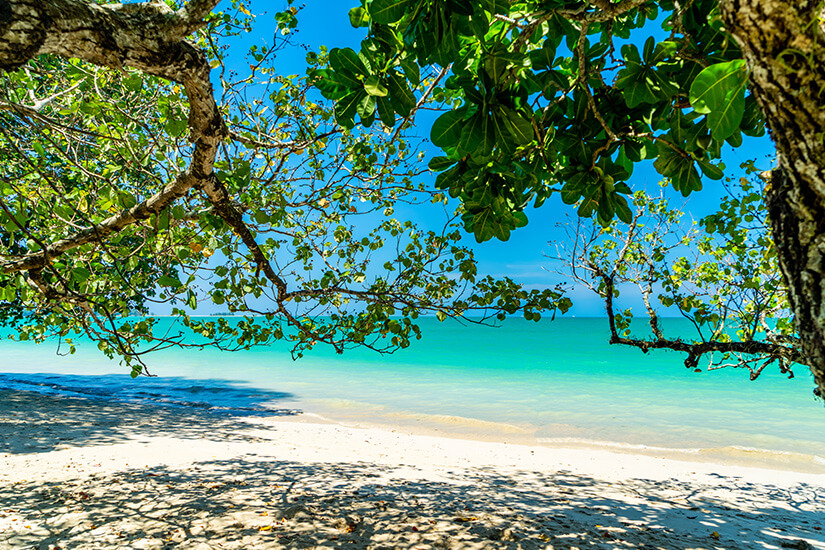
<box><xmin>722</xmin><ymin>0</ymin><xmax>825</xmax><ymax>398</ymax></box>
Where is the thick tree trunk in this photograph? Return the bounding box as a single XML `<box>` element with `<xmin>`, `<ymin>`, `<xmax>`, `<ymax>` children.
<box><xmin>722</xmin><ymin>0</ymin><xmax>825</xmax><ymax>399</ymax></box>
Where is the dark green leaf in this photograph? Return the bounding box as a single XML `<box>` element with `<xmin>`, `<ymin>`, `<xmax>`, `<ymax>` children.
<box><xmin>501</xmin><ymin>106</ymin><xmax>534</xmax><ymax>145</ymax></box>
<box><xmin>329</xmin><ymin>48</ymin><xmax>368</xmax><ymax>77</ymax></box>
<box><xmin>428</xmin><ymin>156</ymin><xmax>456</xmax><ymax>171</ymax></box>
<box><xmin>370</xmin><ymin>0</ymin><xmax>418</xmax><ymax>24</ymax></box>
<box><xmin>376</xmin><ymin>96</ymin><xmax>395</xmax><ymax>126</ymax></box>
<box><xmin>386</xmin><ymin>70</ymin><xmax>416</xmax><ymax>116</ymax></box>
<box><xmin>335</xmin><ymin>90</ymin><xmax>365</xmax><ymax>129</ymax></box>
<box><xmin>431</xmin><ymin>109</ymin><xmax>468</xmax><ymax>148</ymax></box>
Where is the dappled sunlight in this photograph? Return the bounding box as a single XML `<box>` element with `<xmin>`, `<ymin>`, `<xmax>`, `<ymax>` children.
<box><xmin>1</xmin><ymin>390</ymin><xmax>822</xmax><ymax>550</ymax></box>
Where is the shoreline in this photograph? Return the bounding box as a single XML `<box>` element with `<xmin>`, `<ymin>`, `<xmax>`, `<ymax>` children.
<box><xmin>270</xmin><ymin>395</ymin><xmax>825</xmax><ymax>476</ymax></box>
<box><xmin>4</xmin><ymin>374</ymin><xmax>825</xmax><ymax>475</ymax></box>
<box><xmin>2</xmin><ymin>389</ymin><xmax>824</xmax><ymax>549</ymax></box>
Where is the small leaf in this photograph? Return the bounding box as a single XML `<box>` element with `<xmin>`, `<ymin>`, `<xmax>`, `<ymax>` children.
<box><xmin>348</xmin><ymin>6</ymin><xmax>369</xmax><ymax>27</ymax></box>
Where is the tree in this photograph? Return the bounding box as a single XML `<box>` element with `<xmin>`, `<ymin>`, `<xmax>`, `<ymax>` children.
<box><xmin>556</xmin><ymin>171</ymin><xmax>805</xmax><ymax>382</ymax></box>
<box><xmin>316</xmin><ymin>0</ymin><xmax>825</xmax><ymax>398</ymax></box>
<box><xmin>0</xmin><ymin>0</ymin><xmax>568</xmax><ymax>376</ymax></box>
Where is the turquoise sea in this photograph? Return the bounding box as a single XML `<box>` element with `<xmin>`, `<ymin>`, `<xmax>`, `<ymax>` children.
<box><xmin>2</xmin><ymin>317</ymin><xmax>824</xmax><ymax>472</ymax></box>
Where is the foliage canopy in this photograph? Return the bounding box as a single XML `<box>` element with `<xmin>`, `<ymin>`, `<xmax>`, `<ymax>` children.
<box><xmin>315</xmin><ymin>0</ymin><xmax>761</xmax><ymax>242</ymax></box>
<box><xmin>0</xmin><ymin>0</ymin><xmax>568</xmax><ymax>374</ymax></box>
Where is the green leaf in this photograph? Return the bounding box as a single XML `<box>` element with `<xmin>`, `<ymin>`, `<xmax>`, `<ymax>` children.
<box><xmin>501</xmin><ymin>106</ymin><xmax>534</xmax><ymax>145</ymax></box>
<box><xmin>313</xmin><ymin>68</ymin><xmax>360</xmax><ymax>100</ymax></box>
<box><xmin>335</xmin><ymin>90</ymin><xmax>365</xmax><ymax>129</ymax></box>
<box><xmin>370</xmin><ymin>0</ymin><xmax>418</xmax><ymax>24</ymax></box>
<box><xmin>158</xmin><ymin>274</ymin><xmax>182</xmax><ymax>288</ymax></box>
<box><xmin>72</xmin><ymin>266</ymin><xmax>91</xmax><ymax>284</ymax></box>
<box><xmin>615</xmin><ymin>195</ymin><xmax>633</xmax><ymax>223</ymax></box>
<box><xmin>364</xmin><ymin>75</ymin><xmax>388</xmax><ymax>97</ymax></box>
<box><xmin>653</xmin><ymin>147</ymin><xmax>703</xmax><ymax>195</ymax></box>
<box><xmin>470</xmin><ymin>8</ymin><xmax>490</xmax><ymax>39</ymax></box>
<box><xmin>696</xmin><ymin>157</ymin><xmax>725</xmax><ymax>180</ymax></box>
<box><xmin>431</xmin><ymin>109</ymin><xmax>468</xmax><ymax>148</ymax></box>
<box><xmin>428</xmin><ymin>156</ymin><xmax>455</xmax><ymax>171</ymax></box>
<box><xmin>348</xmin><ymin>6</ymin><xmax>369</xmax><ymax>27</ymax></box>
<box><xmin>529</xmin><ymin>41</ymin><xmax>556</xmax><ymax>70</ymax></box>
<box><xmin>480</xmin><ymin>0</ymin><xmax>508</xmax><ymax>14</ymax></box>
<box><xmin>376</xmin><ymin>96</ymin><xmax>395</xmax><ymax>126</ymax></box>
<box><xmin>124</xmin><ymin>74</ymin><xmax>142</xmax><ymax>92</ymax></box>
<box><xmin>741</xmin><ymin>95</ymin><xmax>765</xmax><ymax>137</ymax></box>
<box><xmin>386</xmin><ymin>70</ymin><xmax>416</xmax><ymax>116</ymax></box>
<box><xmin>329</xmin><ymin>48</ymin><xmax>368</xmax><ymax>77</ymax></box>
<box><xmin>617</xmin><ymin>66</ymin><xmax>663</xmax><ymax>107</ymax></box>
<box><xmin>457</xmin><ymin>112</ymin><xmax>484</xmax><ymax>154</ymax></box>
<box><xmin>399</xmin><ymin>57</ymin><xmax>420</xmax><ymax>86</ymax></box>
<box><xmin>357</xmin><ymin>94</ymin><xmax>376</xmax><ymax>119</ymax></box>
<box><xmin>689</xmin><ymin>60</ymin><xmax>749</xmax><ymax>140</ymax></box>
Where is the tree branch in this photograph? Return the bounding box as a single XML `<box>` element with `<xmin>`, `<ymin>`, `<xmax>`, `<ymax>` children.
<box><xmin>0</xmin><ymin>0</ymin><xmax>226</xmax><ymax>276</ymax></box>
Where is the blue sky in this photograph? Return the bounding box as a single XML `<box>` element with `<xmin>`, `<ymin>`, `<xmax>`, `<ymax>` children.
<box><xmin>228</xmin><ymin>0</ymin><xmax>777</xmax><ymax>316</ymax></box>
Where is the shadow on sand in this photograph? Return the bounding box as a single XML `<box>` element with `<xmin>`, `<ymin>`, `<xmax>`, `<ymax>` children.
<box><xmin>1</xmin><ymin>389</ymin><xmax>823</xmax><ymax>549</ymax></box>
<box><xmin>0</xmin><ymin>375</ymin><xmax>299</xmax><ymax>454</ymax></box>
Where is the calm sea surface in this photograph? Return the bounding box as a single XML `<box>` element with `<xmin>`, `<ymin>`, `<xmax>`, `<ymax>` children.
<box><xmin>2</xmin><ymin>317</ymin><xmax>823</xmax><ymax>471</ymax></box>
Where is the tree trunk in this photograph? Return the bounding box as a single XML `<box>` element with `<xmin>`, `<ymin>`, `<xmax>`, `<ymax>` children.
<box><xmin>722</xmin><ymin>0</ymin><xmax>825</xmax><ymax>399</ymax></box>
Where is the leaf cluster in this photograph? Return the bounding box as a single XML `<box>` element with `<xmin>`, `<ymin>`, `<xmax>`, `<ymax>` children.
<box><xmin>0</xmin><ymin>4</ymin><xmax>569</xmax><ymax>372</ymax></box>
<box><xmin>321</xmin><ymin>0</ymin><xmax>765</xmax><ymax>241</ymax></box>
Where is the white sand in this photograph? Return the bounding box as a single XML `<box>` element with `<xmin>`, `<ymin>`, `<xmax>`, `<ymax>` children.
<box><xmin>1</xmin><ymin>390</ymin><xmax>823</xmax><ymax>549</ymax></box>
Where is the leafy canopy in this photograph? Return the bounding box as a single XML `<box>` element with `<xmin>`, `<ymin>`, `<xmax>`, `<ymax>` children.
<box><xmin>0</xmin><ymin>1</ymin><xmax>569</xmax><ymax>375</ymax></box>
<box><xmin>557</xmin><ymin>167</ymin><xmax>802</xmax><ymax>380</ymax></box>
<box><xmin>313</xmin><ymin>0</ymin><xmax>761</xmax><ymax>241</ymax></box>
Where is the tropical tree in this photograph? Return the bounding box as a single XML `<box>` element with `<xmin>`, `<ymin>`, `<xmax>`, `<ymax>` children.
<box><xmin>556</xmin><ymin>170</ymin><xmax>805</xmax><ymax>383</ymax></box>
<box><xmin>316</xmin><ymin>0</ymin><xmax>825</xmax><ymax>397</ymax></box>
<box><xmin>0</xmin><ymin>0</ymin><xmax>568</xmax><ymax>376</ymax></box>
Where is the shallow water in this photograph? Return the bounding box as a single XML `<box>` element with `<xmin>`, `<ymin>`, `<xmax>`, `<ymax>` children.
<box><xmin>2</xmin><ymin>317</ymin><xmax>823</xmax><ymax>471</ymax></box>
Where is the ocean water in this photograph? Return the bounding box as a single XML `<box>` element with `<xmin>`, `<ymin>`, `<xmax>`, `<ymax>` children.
<box><xmin>1</xmin><ymin>317</ymin><xmax>824</xmax><ymax>471</ymax></box>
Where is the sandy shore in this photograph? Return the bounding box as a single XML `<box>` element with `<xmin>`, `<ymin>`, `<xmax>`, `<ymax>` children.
<box><xmin>1</xmin><ymin>389</ymin><xmax>823</xmax><ymax>550</ymax></box>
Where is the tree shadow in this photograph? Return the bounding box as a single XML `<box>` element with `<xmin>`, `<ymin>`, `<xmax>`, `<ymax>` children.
<box><xmin>1</xmin><ymin>380</ymin><xmax>823</xmax><ymax>549</ymax></box>
<box><xmin>1</xmin><ymin>449</ymin><xmax>823</xmax><ymax>548</ymax></box>
<box><xmin>0</xmin><ymin>374</ymin><xmax>299</xmax><ymax>454</ymax></box>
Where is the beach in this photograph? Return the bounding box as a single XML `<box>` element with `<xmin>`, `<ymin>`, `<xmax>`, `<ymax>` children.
<box><xmin>2</xmin><ymin>389</ymin><xmax>823</xmax><ymax>550</ymax></box>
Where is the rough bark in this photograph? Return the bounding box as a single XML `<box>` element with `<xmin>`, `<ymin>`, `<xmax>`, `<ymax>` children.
<box><xmin>722</xmin><ymin>0</ymin><xmax>825</xmax><ymax>398</ymax></box>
